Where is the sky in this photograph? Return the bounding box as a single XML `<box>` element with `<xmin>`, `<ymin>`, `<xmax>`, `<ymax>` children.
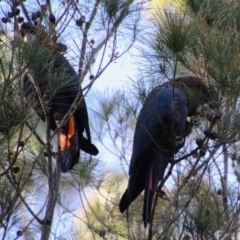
<box><xmin>88</xmin><ymin>0</ymin><xmax>172</xmax><ymax>171</ymax></box>
<box><xmin>87</xmin><ymin>0</ymin><xmax>238</xmax><ymax>187</ymax></box>
<box><xmin>88</xmin><ymin>0</ymin><xmax>173</xmax><ymax>91</ymax></box>
<box><xmin>1</xmin><ymin>1</ymin><xmax>239</xmax><ymax>238</ymax></box>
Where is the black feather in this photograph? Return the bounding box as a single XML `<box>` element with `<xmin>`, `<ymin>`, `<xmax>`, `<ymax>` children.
<box><xmin>119</xmin><ymin>76</ymin><xmax>214</xmax><ymax>226</ymax></box>
<box><xmin>24</xmin><ymin>53</ymin><xmax>98</xmax><ymax>172</ymax></box>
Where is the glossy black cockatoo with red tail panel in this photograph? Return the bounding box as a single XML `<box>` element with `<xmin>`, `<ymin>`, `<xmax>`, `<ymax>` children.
<box><xmin>119</xmin><ymin>76</ymin><xmax>215</xmax><ymax>227</ymax></box>
<box><xmin>24</xmin><ymin>53</ymin><xmax>98</xmax><ymax>173</ymax></box>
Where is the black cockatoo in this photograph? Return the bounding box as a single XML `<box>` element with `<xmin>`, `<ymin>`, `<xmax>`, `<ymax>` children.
<box><xmin>119</xmin><ymin>76</ymin><xmax>216</xmax><ymax>227</ymax></box>
<box><xmin>24</xmin><ymin>52</ymin><xmax>98</xmax><ymax>173</ymax></box>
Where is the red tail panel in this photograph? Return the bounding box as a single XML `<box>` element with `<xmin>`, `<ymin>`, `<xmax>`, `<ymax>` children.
<box><xmin>58</xmin><ymin>116</ymin><xmax>75</xmax><ymax>150</ymax></box>
<box><xmin>58</xmin><ymin>131</ymin><xmax>67</xmax><ymax>150</ymax></box>
<box><xmin>68</xmin><ymin>116</ymin><xmax>75</xmax><ymax>138</ymax></box>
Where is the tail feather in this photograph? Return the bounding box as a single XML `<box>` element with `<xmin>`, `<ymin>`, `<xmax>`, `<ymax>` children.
<box><xmin>119</xmin><ymin>190</ymin><xmax>128</xmax><ymax>213</ymax></box>
<box><xmin>119</xmin><ymin>150</ymin><xmax>170</xmax><ymax>227</ymax></box>
<box><xmin>143</xmin><ymin>189</ymin><xmax>154</xmax><ymax>227</ymax></box>
<box><xmin>58</xmin><ymin>116</ymin><xmax>80</xmax><ymax>173</ymax></box>
<box><xmin>143</xmin><ymin>165</ymin><xmax>157</xmax><ymax>227</ymax></box>
<box><xmin>143</xmin><ymin>151</ymin><xmax>170</xmax><ymax>227</ymax></box>
<box><xmin>119</xmin><ymin>162</ymin><xmax>147</xmax><ymax>213</ymax></box>
<box><xmin>69</xmin><ymin>150</ymin><xmax>80</xmax><ymax>171</ymax></box>
<box><xmin>60</xmin><ymin>146</ymin><xmax>72</xmax><ymax>173</ymax></box>
<box><xmin>79</xmin><ymin>137</ymin><xmax>99</xmax><ymax>155</ymax></box>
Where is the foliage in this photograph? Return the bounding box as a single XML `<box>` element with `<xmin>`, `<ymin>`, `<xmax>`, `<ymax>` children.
<box><xmin>91</xmin><ymin>0</ymin><xmax>240</xmax><ymax>239</ymax></box>
<box><xmin>0</xmin><ymin>0</ymin><xmax>144</xmax><ymax>239</ymax></box>
<box><xmin>2</xmin><ymin>0</ymin><xmax>240</xmax><ymax>239</ymax></box>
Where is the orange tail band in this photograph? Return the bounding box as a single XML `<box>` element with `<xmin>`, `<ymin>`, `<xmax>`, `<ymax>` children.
<box><xmin>58</xmin><ymin>116</ymin><xmax>75</xmax><ymax>150</ymax></box>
